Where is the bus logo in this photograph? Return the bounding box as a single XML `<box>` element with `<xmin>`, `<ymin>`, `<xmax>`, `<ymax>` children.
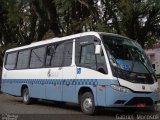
<box><xmin>47</xmin><ymin>69</ymin><xmax>51</xmax><ymax>77</ymax></box>
<box><xmin>142</xmin><ymin>86</ymin><xmax>145</xmax><ymax>90</ymax></box>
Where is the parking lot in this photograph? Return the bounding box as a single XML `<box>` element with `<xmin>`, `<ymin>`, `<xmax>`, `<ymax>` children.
<box><xmin>0</xmin><ymin>93</ymin><xmax>159</xmax><ymax>120</ymax></box>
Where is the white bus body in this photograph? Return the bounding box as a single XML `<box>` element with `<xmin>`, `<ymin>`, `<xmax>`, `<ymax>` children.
<box><xmin>1</xmin><ymin>32</ymin><xmax>159</xmax><ymax>114</ymax></box>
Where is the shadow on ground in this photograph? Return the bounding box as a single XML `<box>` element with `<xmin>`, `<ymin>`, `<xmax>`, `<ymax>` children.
<box><xmin>15</xmin><ymin>98</ymin><xmax>158</xmax><ymax>116</ymax></box>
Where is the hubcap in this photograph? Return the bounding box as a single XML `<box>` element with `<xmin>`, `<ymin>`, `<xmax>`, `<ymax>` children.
<box><xmin>83</xmin><ymin>98</ymin><xmax>93</xmax><ymax>112</ymax></box>
<box><xmin>24</xmin><ymin>90</ymin><xmax>29</xmax><ymax>102</ymax></box>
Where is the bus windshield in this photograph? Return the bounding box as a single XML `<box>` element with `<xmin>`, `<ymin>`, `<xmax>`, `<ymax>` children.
<box><xmin>102</xmin><ymin>35</ymin><xmax>156</xmax><ymax>84</ymax></box>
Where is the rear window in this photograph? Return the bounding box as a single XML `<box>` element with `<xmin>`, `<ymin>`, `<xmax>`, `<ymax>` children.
<box><xmin>5</xmin><ymin>52</ymin><xmax>17</xmax><ymax>70</ymax></box>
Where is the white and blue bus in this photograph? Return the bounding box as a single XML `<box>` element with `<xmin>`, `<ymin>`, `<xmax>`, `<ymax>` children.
<box><xmin>1</xmin><ymin>32</ymin><xmax>159</xmax><ymax>114</ymax></box>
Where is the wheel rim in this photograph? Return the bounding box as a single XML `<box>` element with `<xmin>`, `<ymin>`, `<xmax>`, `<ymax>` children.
<box><xmin>23</xmin><ymin>90</ymin><xmax>29</xmax><ymax>102</ymax></box>
<box><xmin>83</xmin><ymin>97</ymin><xmax>93</xmax><ymax>112</ymax></box>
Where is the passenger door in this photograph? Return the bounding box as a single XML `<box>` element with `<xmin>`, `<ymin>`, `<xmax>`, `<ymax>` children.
<box><xmin>75</xmin><ymin>36</ymin><xmax>108</xmax><ymax>106</ymax></box>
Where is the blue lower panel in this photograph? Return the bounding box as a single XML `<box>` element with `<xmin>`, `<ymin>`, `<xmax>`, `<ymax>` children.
<box><xmin>62</xmin><ymin>85</ymin><xmax>76</xmax><ymax>102</ymax></box>
<box><xmin>30</xmin><ymin>84</ymin><xmax>46</xmax><ymax>99</ymax></box>
<box><xmin>12</xmin><ymin>83</ymin><xmax>21</xmax><ymax>96</ymax></box>
<box><xmin>1</xmin><ymin>79</ymin><xmax>100</xmax><ymax>104</ymax></box>
<box><xmin>46</xmin><ymin>84</ymin><xmax>62</xmax><ymax>101</ymax></box>
<box><xmin>1</xmin><ymin>80</ymin><xmax>21</xmax><ymax>96</ymax></box>
<box><xmin>105</xmin><ymin>86</ymin><xmax>159</xmax><ymax>107</ymax></box>
<box><xmin>2</xmin><ymin>79</ymin><xmax>158</xmax><ymax>108</ymax></box>
<box><xmin>1</xmin><ymin>83</ymin><xmax>12</xmax><ymax>95</ymax></box>
<box><xmin>96</xmin><ymin>85</ymin><xmax>106</xmax><ymax>106</ymax></box>
<box><xmin>96</xmin><ymin>79</ymin><xmax>119</xmax><ymax>106</ymax></box>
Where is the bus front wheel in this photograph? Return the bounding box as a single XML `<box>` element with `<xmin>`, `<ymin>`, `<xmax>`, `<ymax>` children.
<box><xmin>80</xmin><ymin>92</ymin><xmax>96</xmax><ymax>115</ymax></box>
<box><xmin>22</xmin><ymin>88</ymin><xmax>32</xmax><ymax>105</ymax></box>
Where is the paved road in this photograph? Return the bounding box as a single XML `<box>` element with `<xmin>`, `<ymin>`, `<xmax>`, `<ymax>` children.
<box><xmin>0</xmin><ymin>94</ymin><xmax>159</xmax><ymax>120</ymax></box>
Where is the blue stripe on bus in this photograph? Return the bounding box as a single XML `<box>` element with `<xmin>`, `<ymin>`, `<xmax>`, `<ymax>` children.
<box><xmin>2</xmin><ymin>79</ymin><xmax>99</xmax><ymax>85</ymax></box>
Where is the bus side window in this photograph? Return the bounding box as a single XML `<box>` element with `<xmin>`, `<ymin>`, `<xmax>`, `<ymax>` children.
<box><xmin>63</xmin><ymin>41</ymin><xmax>73</xmax><ymax>66</ymax></box>
<box><xmin>51</xmin><ymin>42</ymin><xmax>64</xmax><ymax>67</ymax></box>
<box><xmin>5</xmin><ymin>52</ymin><xmax>17</xmax><ymax>70</ymax></box>
<box><xmin>30</xmin><ymin>46</ymin><xmax>46</xmax><ymax>68</ymax></box>
<box><xmin>80</xmin><ymin>44</ymin><xmax>96</xmax><ymax>70</ymax></box>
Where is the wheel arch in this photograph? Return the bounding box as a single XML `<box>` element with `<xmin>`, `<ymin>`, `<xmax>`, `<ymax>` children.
<box><xmin>97</xmin><ymin>67</ymin><xmax>107</xmax><ymax>74</ymax></box>
<box><xmin>78</xmin><ymin>86</ymin><xmax>96</xmax><ymax>104</ymax></box>
<box><xmin>21</xmin><ymin>84</ymin><xmax>28</xmax><ymax>96</ymax></box>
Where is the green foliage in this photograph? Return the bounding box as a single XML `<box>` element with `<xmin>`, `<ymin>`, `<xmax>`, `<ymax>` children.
<box><xmin>0</xmin><ymin>0</ymin><xmax>160</xmax><ymax>67</ymax></box>
<box><xmin>55</xmin><ymin>0</ymin><xmax>74</xmax><ymax>12</ymax></box>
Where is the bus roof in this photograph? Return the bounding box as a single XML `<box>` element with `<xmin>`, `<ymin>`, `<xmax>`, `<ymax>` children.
<box><xmin>99</xmin><ymin>32</ymin><xmax>130</xmax><ymax>39</ymax></box>
<box><xmin>6</xmin><ymin>31</ymin><xmax>128</xmax><ymax>52</ymax></box>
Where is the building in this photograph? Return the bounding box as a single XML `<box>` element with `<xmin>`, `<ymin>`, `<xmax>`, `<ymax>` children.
<box><xmin>145</xmin><ymin>43</ymin><xmax>160</xmax><ymax>76</ymax></box>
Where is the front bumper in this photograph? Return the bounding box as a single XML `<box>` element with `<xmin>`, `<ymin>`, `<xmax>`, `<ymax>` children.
<box><xmin>105</xmin><ymin>85</ymin><xmax>159</xmax><ymax>107</ymax></box>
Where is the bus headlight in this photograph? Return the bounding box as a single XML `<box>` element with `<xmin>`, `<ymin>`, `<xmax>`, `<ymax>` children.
<box><xmin>111</xmin><ymin>84</ymin><xmax>130</xmax><ymax>93</ymax></box>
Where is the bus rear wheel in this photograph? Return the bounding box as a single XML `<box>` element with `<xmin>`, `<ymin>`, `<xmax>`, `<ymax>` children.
<box><xmin>22</xmin><ymin>88</ymin><xmax>32</xmax><ymax>105</ymax></box>
<box><xmin>80</xmin><ymin>92</ymin><xmax>96</xmax><ymax>115</ymax></box>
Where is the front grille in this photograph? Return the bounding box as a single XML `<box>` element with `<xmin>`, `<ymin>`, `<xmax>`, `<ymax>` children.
<box><xmin>125</xmin><ymin>97</ymin><xmax>153</xmax><ymax>106</ymax></box>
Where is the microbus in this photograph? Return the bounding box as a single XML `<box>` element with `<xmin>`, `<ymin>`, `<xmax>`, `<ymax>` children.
<box><xmin>1</xmin><ymin>32</ymin><xmax>159</xmax><ymax>114</ymax></box>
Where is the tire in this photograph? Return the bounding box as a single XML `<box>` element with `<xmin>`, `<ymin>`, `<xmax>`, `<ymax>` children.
<box><xmin>22</xmin><ymin>88</ymin><xmax>32</xmax><ymax>105</ymax></box>
<box><xmin>80</xmin><ymin>92</ymin><xmax>96</xmax><ymax>115</ymax></box>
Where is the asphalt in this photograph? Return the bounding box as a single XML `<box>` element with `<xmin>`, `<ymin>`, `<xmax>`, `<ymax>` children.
<box><xmin>0</xmin><ymin>94</ymin><xmax>159</xmax><ymax>120</ymax></box>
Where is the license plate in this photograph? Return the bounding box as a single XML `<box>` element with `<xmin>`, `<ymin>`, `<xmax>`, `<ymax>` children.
<box><xmin>135</xmin><ymin>104</ymin><xmax>146</xmax><ymax>107</ymax></box>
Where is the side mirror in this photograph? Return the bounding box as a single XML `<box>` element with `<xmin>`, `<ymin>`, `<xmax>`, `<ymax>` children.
<box><xmin>95</xmin><ymin>45</ymin><xmax>101</xmax><ymax>54</ymax></box>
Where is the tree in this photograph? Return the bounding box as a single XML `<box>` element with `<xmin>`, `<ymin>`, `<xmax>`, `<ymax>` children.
<box><xmin>117</xmin><ymin>0</ymin><xmax>160</xmax><ymax>47</ymax></box>
<box><xmin>0</xmin><ymin>0</ymin><xmax>160</xmax><ymax>67</ymax></box>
